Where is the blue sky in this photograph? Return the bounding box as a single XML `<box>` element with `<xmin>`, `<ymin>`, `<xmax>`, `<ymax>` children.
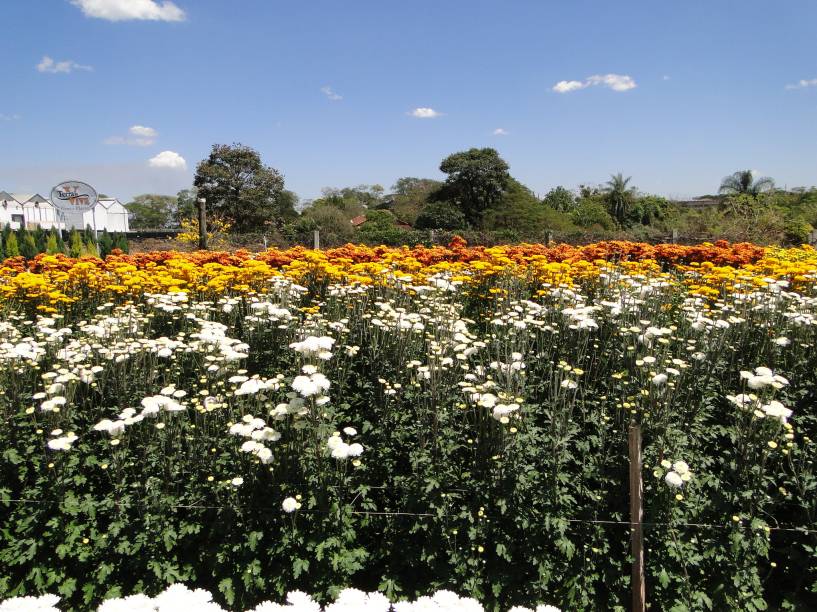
<box><xmin>1</xmin><ymin>0</ymin><xmax>815</xmax><ymax>202</ymax></box>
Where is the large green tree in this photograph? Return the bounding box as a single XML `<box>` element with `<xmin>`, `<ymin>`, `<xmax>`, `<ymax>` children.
<box><xmin>719</xmin><ymin>170</ymin><xmax>775</xmax><ymax>197</ymax></box>
<box><xmin>193</xmin><ymin>143</ymin><xmax>287</xmax><ymax>232</ymax></box>
<box><xmin>433</xmin><ymin>148</ymin><xmax>511</xmax><ymax>226</ymax></box>
<box><xmin>542</xmin><ymin>186</ymin><xmax>577</xmax><ymax>212</ymax></box>
<box><xmin>126</xmin><ymin>194</ymin><xmax>177</xmax><ymax>229</ymax></box>
<box><xmin>604</xmin><ymin>173</ymin><xmax>637</xmax><ymax>225</ymax></box>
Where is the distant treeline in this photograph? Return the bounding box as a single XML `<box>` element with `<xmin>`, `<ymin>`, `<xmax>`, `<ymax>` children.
<box><xmin>124</xmin><ymin>144</ymin><xmax>817</xmax><ymax>248</ymax></box>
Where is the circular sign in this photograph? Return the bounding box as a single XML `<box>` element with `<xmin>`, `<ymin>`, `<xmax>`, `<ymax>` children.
<box><xmin>50</xmin><ymin>180</ymin><xmax>98</xmax><ymax>213</ymax></box>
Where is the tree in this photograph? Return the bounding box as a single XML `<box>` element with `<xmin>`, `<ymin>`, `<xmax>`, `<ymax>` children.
<box><xmin>543</xmin><ymin>186</ymin><xmax>577</xmax><ymax>212</ymax></box>
<box><xmin>174</xmin><ymin>189</ymin><xmax>198</xmax><ymax>226</ymax></box>
<box><xmin>4</xmin><ymin>232</ymin><xmax>19</xmax><ymax>257</ymax></box>
<box><xmin>392</xmin><ymin>178</ymin><xmax>441</xmax><ymax>197</ymax></box>
<box><xmin>390</xmin><ymin>178</ymin><xmax>442</xmax><ymax>226</ymax></box>
<box><xmin>604</xmin><ymin>173</ymin><xmax>636</xmax><ymax>225</ymax></box>
<box><xmin>126</xmin><ymin>194</ymin><xmax>177</xmax><ymax>229</ymax></box>
<box><xmin>433</xmin><ymin>148</ymin><xmax>511</xmax><ymax>226</ymax></box>
<box><xmin>276</xmin><ymin>190</ymin><xmax>300</xmax><ymax>224</ymax></box>
<box><xmin>719</xmin><ymin>170</ymin><xmax>775</xmax><ymax>197</ymax></box>
<box><xmin>289</xmin><ymin>206</ymin><xmax>355</xmax><ymax>246</ymax></box>
<box><xmin>45</xmin><ymin>232</ymin><xmax>60</xmax><ymax>254</ymax></box>
<box><xmin>482</xmin><ymin>179</ymin><xmax>573</xmax><ymax>238</ymax></box>
<box><xmin>571</xmin><ymin>200</ymin><xmax>615</xmax><ymax>230</ymax></box>
<box><xmin>69</xmin><ymin>230</ymin><xmax>83</xmax><ymax>258</ymax></box>
<box><xmin>415</xmin><ymin>202</ymin><xmax>466</xmax><ymax>230</ymax></box>
<box><xmin>193</xmin><ymin>143</ymin><xmax>286</xmax><ymax>232</ymax></box>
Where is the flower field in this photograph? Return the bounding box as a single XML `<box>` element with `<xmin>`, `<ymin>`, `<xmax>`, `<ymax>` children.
<box><xmin>1</xmin><ymin>239</ymin><xmax>816</xmax><ymax>611</ymax></box>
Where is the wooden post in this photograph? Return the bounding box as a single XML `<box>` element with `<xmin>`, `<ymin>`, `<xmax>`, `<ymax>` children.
<box><xmin>671</xmin><ymin>228</ymin><xmax>679</xmax><ymax>244</ymax></box>
<box><xmin>313</xmin><ymin>230</ymin><xmax>320</xmax><ymax>250</ymax></box>
<box><xmin>197</xmin><ymin>198</ymin><xmax>207</xmax><ymax>250</ymax></box>
<box><xmin>629</xmin><ymin>423</ymin><xmax>646</xmax><ymax>612</ymax></box>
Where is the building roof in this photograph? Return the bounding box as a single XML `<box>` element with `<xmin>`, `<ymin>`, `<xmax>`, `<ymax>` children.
<box><xmin>350</xmin><ymin>215</ymin><xmax>367</xmax><ymax>226</ymax></box>
<box><xmin>11</xmin><ymin>193</ymin><xmax>51</xmax><ymax>205</ymax></box>
<box><xmin>0</xmin><ymin>191</ymin><xmax>20</xmax><ymax>204</ymax></box>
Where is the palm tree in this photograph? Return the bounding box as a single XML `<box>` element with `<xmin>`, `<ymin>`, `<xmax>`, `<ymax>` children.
<box><xmin>604</xmin><ymin>173</ymin><xmax>636</xmax><ymax>225</ymax></box>
<box><xmin>718</xmin><ymin>170</ymin><xmax>775</xmax><ymax>197</ymax></box>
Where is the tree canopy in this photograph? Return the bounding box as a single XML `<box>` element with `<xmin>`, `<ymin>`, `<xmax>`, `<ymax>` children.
<box><xmin>719</xmin><ymin>170</ymin><xmax>776</xmax><ymax>197</ymax></box>
<box><xmin>433</xmin><ymin>148</ymin><xmax>511</xmax><ymax>226</ymax></box>
<box><xmin>193</xmin><ymin>143</ymin><xmax>287</xmax><ymax>232</ymax></box>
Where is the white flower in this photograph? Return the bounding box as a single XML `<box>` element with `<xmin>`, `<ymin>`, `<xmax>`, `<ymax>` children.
<box><xmin>47</xmin><ymin>433</ymin><xmax>78</xmax><ymax>451</ymax></box>
<box><xmin>343</xmin><ymin>427</ymin><xmax>357</xmax><ymax>436</ymax></box>
<box><xmin>664</xmin><ymin>471</ymin><xmax>683</xmax><ymax>488</ymax></box>
<box><xmin>282</xmin><ymin>497</ymin><xmax>300</xmax><ymax>513</ymax></box>
<box><xmin>761</xmin><ymin>400</ymin><xmax>793</xmax><ymax>424</ymax></box>
<box><xmin>231</xmin><ymin>477</ymin><xmax>244</xmax><ymax>487</ymax></box>
<box><xmin>0</xmin><ymin>594</ymin><xmax>61</xmax><ymax>612</ymax></box>
<box><xmin>235</xmin><ymin>379</ymin><xmax>263</xmax><ymax>396</ymax></box>
<box><xmin>672</xmin><ymin>460</ymin><xmax>689</xmax><ymax>475</ymax></box>
<box><xmin>651</xmin><ymin>373</ymin><xmax>668</xmax><ymax>386</ymax></box>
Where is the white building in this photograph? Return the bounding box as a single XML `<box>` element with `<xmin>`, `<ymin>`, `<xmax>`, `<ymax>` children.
<box><xmin>11</xmin><ymin>193</ymin><xmax>64</xmax><ymax>230</ymax></box>
<box><xmin>0</xmin><ymin>191</ymin><xmax>27</xmax><ymax>229</ymax></box>
<box><xmin>0</xmin><ymin>191</ymin><xmax>129</xmax><ymax>232</ymax></box>
<box><xmin>60</xmin><ymin>198</ymin><xmax>130</xmax><ymax>233</ymax></box>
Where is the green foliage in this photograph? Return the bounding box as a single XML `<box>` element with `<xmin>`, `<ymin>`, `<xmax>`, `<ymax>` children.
<box><xmin>174</xmin><ymin>189</ymin><xmax>199</xmax><ymax>225</ymax></box>
<box><xmin>286</xmin><ymin>205</ymin><xmax>355</xmax><ymax>247</ymax></box>
<box><xmin>69</xmin><ymin>230</ymin><xmax>84</xmax><ymax>258</ymax></box>
<box><xmin>481</xmin><ymin>180</ymin><xmax>574</xmax><ymax>238</ymax></box>
<box><xmin>194</xmin><ymin>143</ymin><xmax>287</xmax><ymax>232</ymax></box>
<box><xmin>4</xmin><ymin>231</ymin><xmax>19</xmax><ymax>257</ymax></box>
<box><xmin>719</xmin><ymin>170</ymin><xmax>776</xmax><ymax>197</ymax></box>
<box><xmin>542</xmin><ymin>186</ymin><xmax>576</xmax><ymax>213</ymax></box>
<box><xmin>604</xmin><ymin>173</ymin><xmax>636</xmax><ymax>226</ymax></box>
<box><xmin>126</xmin><ymin>195</ymin><xmax>178</xmax><ymax>230</ymax></box>
<box><xmin>390</xmin><ymin>178</ymin><xmax>443</xmax><ymax>226</ymax></box>
<box><xmin>45</xmin><ymin>232</ymin><xmax>60</xmax><ymax>255</ymax></box>
<box><xmin>415</xmin><ymin>201</ymin><xmax>467</xmax><ymax>230</ymax></box>
<box><xmin>98</xmin><ymin>231</ymin><xmax>114</xmax><ymax>258</ymax></box>
<box><xmin>570</xmin><ymin>199</ymin><xmax>616</xmax><ymax>230</ymax></box>
<box><xmin>433</xmin><ymin>148</ymin><xmax>511</xmax><ymax>226</ymax></box>
<box><xmin>19</xmin><ymin>230</ymin><xmax>38</xmax><ymax>259</ymax></box>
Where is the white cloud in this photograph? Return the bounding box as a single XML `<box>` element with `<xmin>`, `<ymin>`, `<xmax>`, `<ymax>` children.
<box><xmin>321</xmin><ymin>85</ymin><xmax>343</xmax><ymax>101</ymax></box>
<box><xmin>493</xmin><ymin>128</ymin><xmax>508</xmax><ymax>136</ymax></box>
<box><xmin>552</xmin><ymin>80</ymin><xmax>587</xmax><ymax>93</ymax></box>
<box><xmin>552</xmin><ymin>73</ymin><xmax>637</xmax><ymax>93</ymax></box>
<box><xmin>786</xmin><ymin>78</ymin><xmax>817</xmax><ymax>90</ymax></box>
<box><xmin>0</xmin><ymin>113</ymin><xmax>20</xmax><ymax>121</ymax></box>
<box><xmin>409</xmin><ymin>107</ymin><xmax>442</xmax><ymax>118</ymax></box>
<box><xmin>662</xmin><ymin>75</ymin><xmax>671</xmax><ymax>81</ymax></box>
<box><xmin>36</xmin><ymin>56</ymin><xmax>93</xmax><ymax>74</ymax></box>
<box><xmin>148</xmin><ymin>150</ymin><xmax>186</xmax><ymax>170</ymax></box>
<box><xmin>70</xmin><ymin>0</ymin><xmax>185</xmax><ymax>21</ymax></box>
<box><xmin>105</xmin><ymin>125</ymin><xmax>158</xmax><ymax>146</ymax></box>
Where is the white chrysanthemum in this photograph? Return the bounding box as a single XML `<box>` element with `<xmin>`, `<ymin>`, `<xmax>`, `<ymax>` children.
<box><xmin>651</xmin><ymin>373</ymin><xmax>668</xmax><ymax>386</ymax></box>
<box><xmin>282</xmin><ymin>497</ymin><xmax>300</xmax><ymax>513</ymax></box>
<box><xmin>664</xmin><ymin>471</ymin><xmax>683</xmax><ymax>488</ymax></box>
<box><xmin>0</xmin><ymin>594</ymin><xmax>61</xmax><ymax>612</ymax></box>
<box><xmin>343</xmin><ymin>427</ymin><xmax>357</xmax><ymax>436</ymax></box>
<box><xmin>761</xmin><ymin>400</ymin><xmax>793</xmax><ymax>424</ymax></box>
<box><xmin>97</xmin><ymin>593</ymin><xmax>155</xmax><ymax>612</ymax></box>
<box><xmin>672</xmin><ymin>460</ymin><xmax>689</xmax><ymax>475</ymax></box>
